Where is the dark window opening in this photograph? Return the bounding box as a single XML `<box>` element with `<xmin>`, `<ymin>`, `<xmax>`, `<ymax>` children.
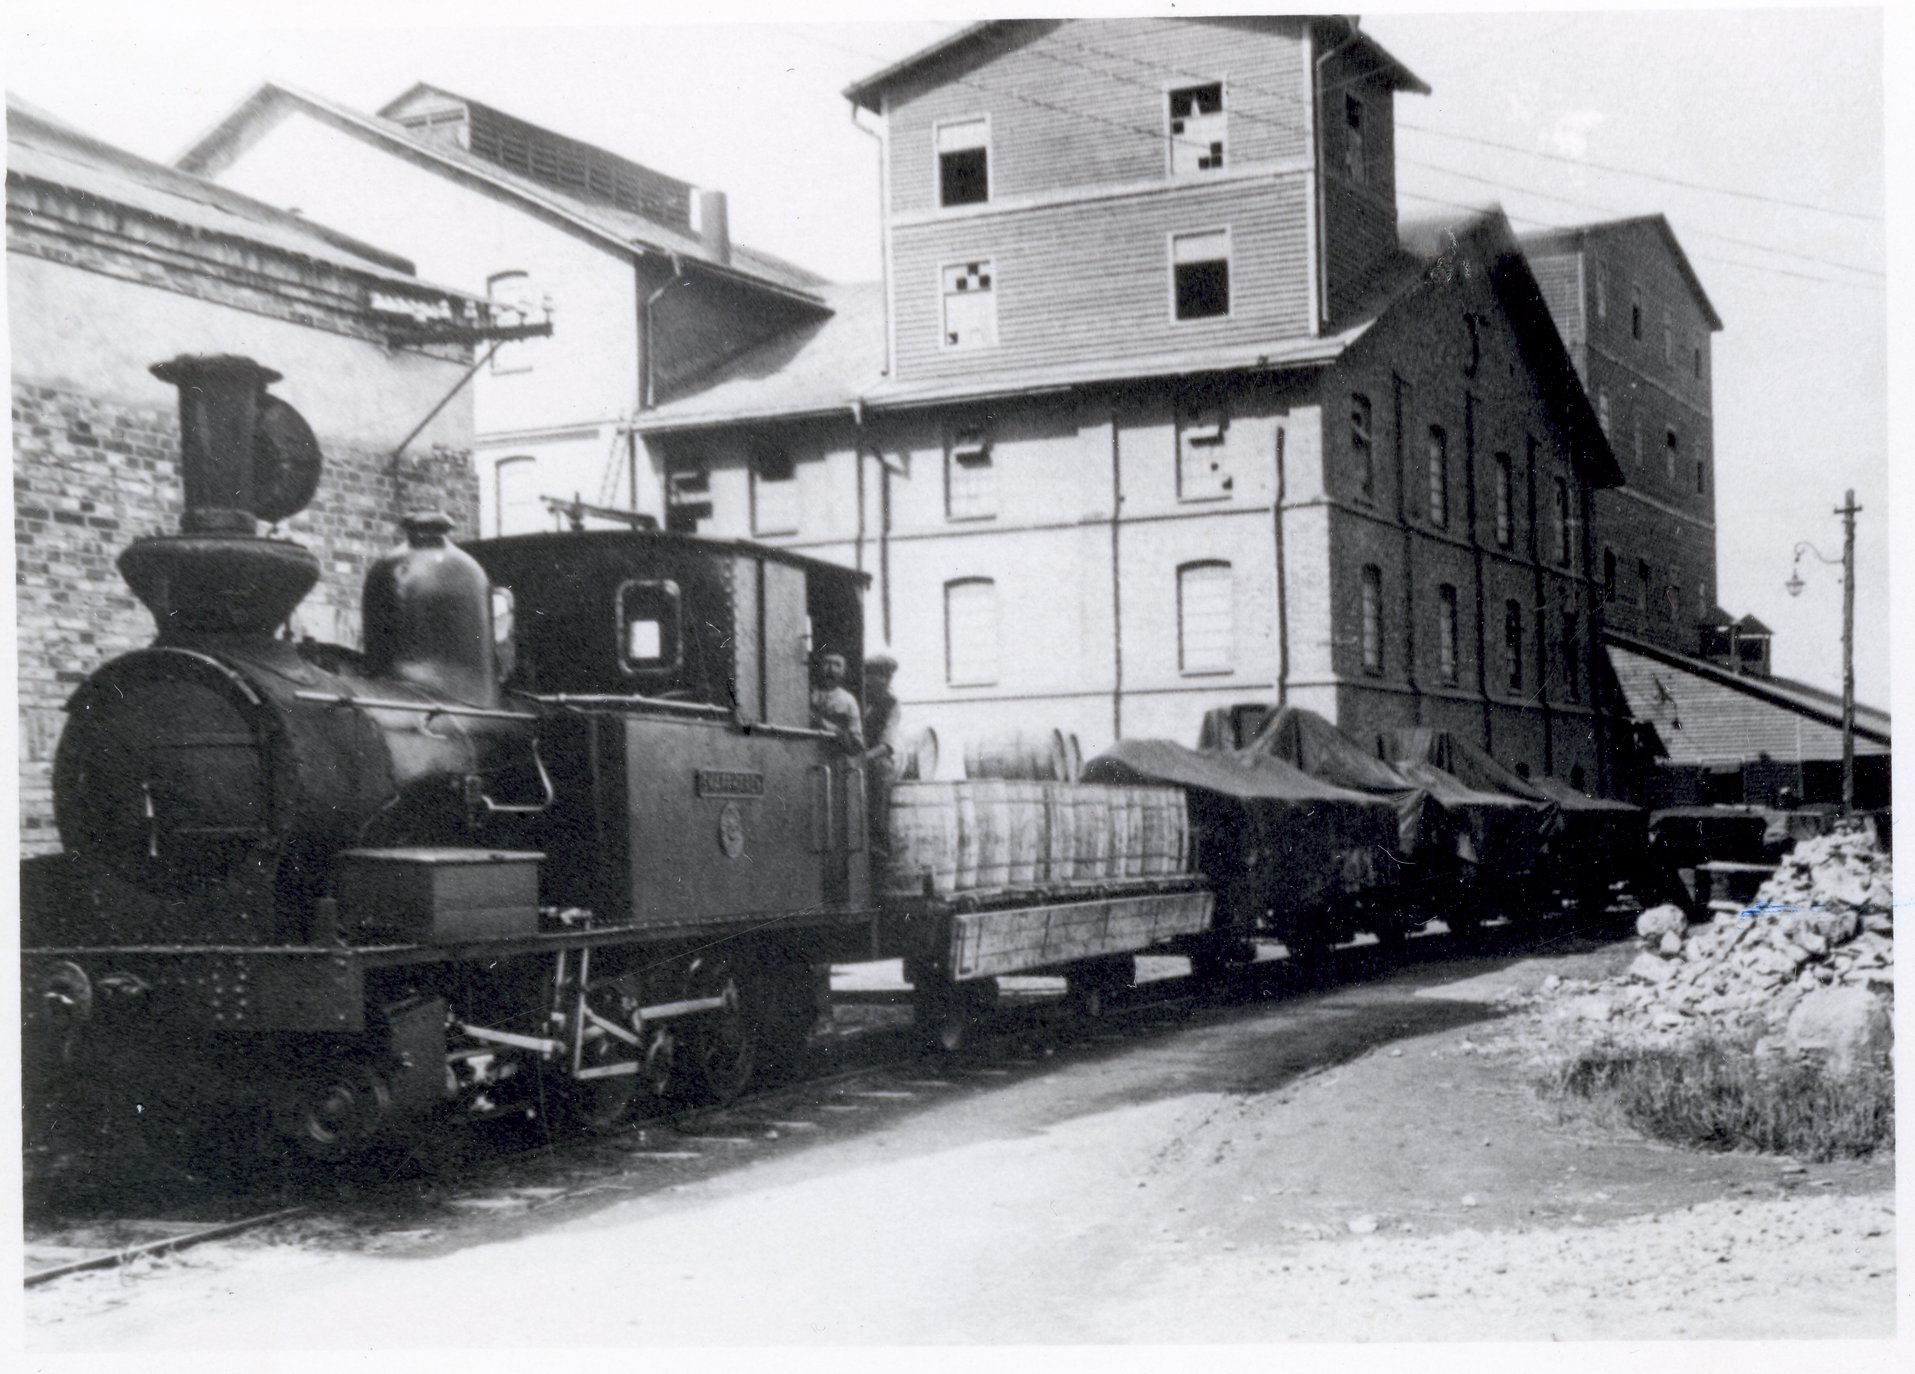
<box><xmin>617</xmin><ymin>579</ymin><xmax>684</xmax><ymax>675</ymax></box>
<box><xmin>1426</xmin><ymin>427</ymin><xmax>1449</xmax><ymax>528</ymax></box>
<box><xmin>1493</xmin><ymin>452</ymin><xmax>1514</xmax><ymax>548</ymax></box>
<box><xmin>1437</xmin><ymin>583</ymin><xmax>1459</xmax><ymax>685</ymax></box>
<box><xmin>1174</xmin><ymin>255</ymin><xmax>1230</xmax><ymax>320</ymax></box>
<box><xmin>1361</xmin><ymin>565</ymin><xmax>1384</xmax><ymax>674</ymax></box>
<box><xmin>1168</xmin><ymin>83</ymin><xmax>1226</xmax><ymax>173</ymax></box>
<box><xmin>1351</xmin><ymin>393</ymin><xmax>1374</xmax><ymax>497</ymax></box>
<box><xmin>939</xmin><ymin>147</ymin><xmax>989</xmax><ymax>207</ymax></box>
<box><xmin>1696</xmin><ymin>458</ymin><xmax>1706</xmax><ymax>495</ymax></box>
<box><xmin>1562</xmin><ymin>612</ymin><xmax>1581</xmax><ymax>702</ymax></box>
<box><xmin>1504</xmin><ymin>600</ymin><xmax>1524</xmax><ymax>692</ymax></box>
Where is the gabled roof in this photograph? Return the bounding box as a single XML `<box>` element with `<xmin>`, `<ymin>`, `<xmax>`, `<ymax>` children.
<box><xmin>7</xmin><ymin>93</ymin><xmax>467</xmax><ymax>300</ymax></box>
<box><xmin>1518</xmin><ymin>214</ymin><xmax>1723</xmax><ymax>332</ymax></box>
<box><xmin>1397</xmin><ymin>207</ymin><xmax>1625</xmax><ymax>488</ymax></box>
<box><xmin>174</xmin><ymin>82</ymin><xmax>826</xmax><ymax>302</ymax></box>
<box><xmin>843</xmin><ymin>15</ymin><xmax>1428</xmax><ymax>112</ymax></box>
<box><xmin>1606</xmin><ymin>631</ymin><xmax>1889</xmax><ymax>766</ymax></box>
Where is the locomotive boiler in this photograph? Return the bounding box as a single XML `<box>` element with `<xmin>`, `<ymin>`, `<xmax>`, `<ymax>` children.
<box><xmin>22</xmin><ymin>354</ymin><xmax>879</xmax><ymax>1163</ymax></box>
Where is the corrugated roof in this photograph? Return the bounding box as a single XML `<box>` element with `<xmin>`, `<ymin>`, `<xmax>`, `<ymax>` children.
<box><xmin>1606</xmin><ymin>634</ymin><xmax>1889</xmax><ymax>767</ymax></box>
<box><xmin>174</xmin><ymin>83</ymin><xmax>826</xmax><ymax>301</ymax></box>
<box><xmin>7</xmin><ymin>93</ymin><xmax>457</xmax><ymax>294</ymax></box>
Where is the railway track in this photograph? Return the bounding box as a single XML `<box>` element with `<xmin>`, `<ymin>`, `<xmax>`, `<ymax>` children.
<box><xmin>24</xmin><ymin>904</ymin><xmax>1636</xmax><ymax>1290</ymax></box>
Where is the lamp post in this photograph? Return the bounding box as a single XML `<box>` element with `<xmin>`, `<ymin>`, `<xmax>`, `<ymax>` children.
<box><xmin>1785</xmin><ymin>488</ymin><xmax>1860</xmax><ymax>816</ymax></box>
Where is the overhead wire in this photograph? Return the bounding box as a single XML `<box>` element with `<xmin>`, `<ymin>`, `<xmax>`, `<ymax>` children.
<box><xmin>778</xmin><ymin>22</ymin><xmax>1882</xmax><ymax>295</ymax></box>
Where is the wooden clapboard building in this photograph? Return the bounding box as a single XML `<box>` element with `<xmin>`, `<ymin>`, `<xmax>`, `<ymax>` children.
<box><xmin>631</xmin><ymin>16</ymin><xmax>1631</xmax><ymax>789</ymax></box>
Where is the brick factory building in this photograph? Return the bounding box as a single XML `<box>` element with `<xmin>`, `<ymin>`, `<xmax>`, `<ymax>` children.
<box><xmin>8</xmin><ymin>96</ymin><xmax>487</xmax><ymax>853</ymax></box>
<box><xmin>629</xmin><ymin>16</ymin><xmax>1629</xmax><ymax>788</ymax></box>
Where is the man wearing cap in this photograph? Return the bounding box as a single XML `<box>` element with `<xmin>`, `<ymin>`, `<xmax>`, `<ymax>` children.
<box><xmin>810</xmin><ymin>652</ymin><xmax>864</xmax><ymax>754</ymax></box>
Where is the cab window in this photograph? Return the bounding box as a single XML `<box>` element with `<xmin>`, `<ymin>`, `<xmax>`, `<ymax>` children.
<box><xmin>616</xmin><ymin>579</ymin><xmax>683</xmax><ymax>675</ymax></box>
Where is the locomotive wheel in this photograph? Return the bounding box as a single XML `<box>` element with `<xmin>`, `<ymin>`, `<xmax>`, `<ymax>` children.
<box><xmin>567</xmin><ymin>1035</ymin><xmax>640</xmax><ymax>1136</ymax></box>
<box><xmin>273</xmin><ymin>1067</ymin><xmax>391</xmax><ymax>1164</ymax></box>
<box><xmin>682</xmin><ymin>961</ymin><xmax>754</xmax><ymax>1106</ymax></box>
<box><xmin>914</xmin><ymin>977</ymin><xmax>996</xmax><ymax>1054</ymax></box>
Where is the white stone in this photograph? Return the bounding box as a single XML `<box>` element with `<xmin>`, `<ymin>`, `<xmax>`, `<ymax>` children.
<box><xmin>1784</xmin><ymin>987</ymin><xmax>1892</xmax><ymax>1073</ymax></box>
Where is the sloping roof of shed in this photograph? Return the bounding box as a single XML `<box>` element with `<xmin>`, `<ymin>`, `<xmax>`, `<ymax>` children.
<box><xmin>1606</xmin><ymin>633</ymin><xmax>1889</xmax><ymax>766</ymax></box>
<box><xmin>7</xmin><ymin>93</ymin><xmax>451</xmax><ymax>293</ymax></box>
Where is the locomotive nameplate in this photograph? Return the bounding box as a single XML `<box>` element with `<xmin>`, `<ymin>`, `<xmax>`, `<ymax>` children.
<box><xmin>696</xmin><ymin>769</ymin><xmax>765</xmax><ymax>799</ymax></box>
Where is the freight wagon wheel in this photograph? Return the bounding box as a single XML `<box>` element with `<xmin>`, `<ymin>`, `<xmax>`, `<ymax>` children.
<box><xmin>1065</xmin><ymin>957</ymin><xmax>1131</xmax><ymax>1020</ymax></box>
<box><xmin>913</xmin><ymin>977</ymin><xmax>993</xmax><ymax>1055</ymax></box>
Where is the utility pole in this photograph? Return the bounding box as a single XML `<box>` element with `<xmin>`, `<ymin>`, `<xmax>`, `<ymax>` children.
<box><xmin>1838</xmin><ymin>489</ymin><xmax>1859</xmax><ymax>817</ymax></box>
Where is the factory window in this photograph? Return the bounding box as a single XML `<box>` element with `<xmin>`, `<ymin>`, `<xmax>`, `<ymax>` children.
<box><xmin>1493</xmin><ymin>452</ymin><xmax>1514</xmax><ymax>549</ymax></box>
<box><xmin>941</xmin><ymin>260</ymin><xmax>996</xmax><ymax>350</ymax></box>
<box><xmin>1603</xmin><ymin>547</ymin><xmax>1617</xmax><ymax>601</ymax></box>
<box><xmin>1594</xmin><ymin>259</ymin><xmax>1607</xmax><ymax>320</ymax></box>
<box><xmin>1503</xmin><ymin>600</ymin><xmax>1524</xmax><ymax>692</ymax></box>
<box><xmin>1350</xmin><ymin>393</ymin><xmax>1374</xmax><ymax>498</ymax></box>
<box><xmin>945</xmin><ymin>425</ymin><xmax>996</xmax><ymax>521</ymax></box>
<box><xmin>1178</xmin><ymin>561</ymin><xmax>1235</xmax><ymax>675</ymax></box>
<box><xmin>1632</xmin><ymin>413</ymin><xmax>1642</xmax><ymax>466</ymax></box>
<box><xmin>486</xmin><ymin>270</ymin><xmax>538</xmax><ymax>374</ymax></box>
<box><xmin>494</xmin><ymin>455</ymin><xmax>541</xmax><ymax>536</ymax></box>
<box><xmin>1426</xmin><ymin>426</ymin><xmax>1449</xmax><ymax>528</ymax></box>
<box><xmin>936</xmin><ymin>118</ymin><xmax>990</xmax><ymax>207</ymax></box>
<box><xmin>1694</xmin><ymin>345</ymin><xmax>1702</xmax><ymax>380</ymax></box>
<box><xmin>1562</xmin><ymin>612</ymin><xmax>1581</xmax><ymax>703</ymax></box>
<box><xmin>1597</xmin><ymin>389</ymin><xmax>1610</xmax><ymax>438</ymax></box>
<box><xmin>1637</xmin><ymin>558</ymin><xmax>1653</xmax><ymax>609</ymax></box>
<box><xmin>751</xmin><ymin>447</ymin><xmax>799</xmax><ymax>536</ymax></box>
<box><xmin>617</xmin><ymin>579</ymin><xmax>684</xmax><ymax>675</ymax></box>
<box><xmin>1696</xmin><ymin>457</ymin><xmax>1707</xmax><ymax>495</ymax></box>
<box><xmin>1630</xmin><ymin>287</ymin><xmax>1642</xmax><ymax>342</ymax></box>
<box><xmin>1436</xmin><ymin>584</ymin><xmax>1459</xmax><ymax>686</ymax></box>
<box><xmin>1344</xmin><ymin>96</ymin><xmax>1367</xmax><ymax>185</ymax></box>
<box><xmin>1167</xmin><ymin>81</ymin><xmax>1226</xmax><ymax>175</ymax></box>
<box><xmin>1172</xmin><ymin>229</ymin><xmax>1231</xmax><ymax>320</ymax></box>
<box><xmin>944</xmin><ymin>578</ymin><xmax>1000</xmax><ymax>686</ymax></box>
<box><xmin>1360</xmin><ymin>565</ymin><xmax>1384</xmax><ymax>675</ymax></box>
<box><xmin>1177</xmin><ymin>401</ymin><xmax>1232</xmax><ymax>501</ymax></box>
<box><xmin>1463</xmin><ymin>315</ymin><xmax>1481</xmax><ymax>378</ymax></box>
<box><xmin>1664</xmin><ymin>427</ymin><xmax>1679</xmax><ymax>482</ymax></box>
<box><xmin>1662</xmin><ymin>307</ymin><xmax>1674</xmax><ymax>363</ymax></box>
<box><xmin>1554</xmin><ymin>477</ymin><xmax>1573</xmax><ymax>567</ymax></box>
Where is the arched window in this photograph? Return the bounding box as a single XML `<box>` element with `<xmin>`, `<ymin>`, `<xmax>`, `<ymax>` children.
<box><xmin>1436</xmin><ymin>584</ymin><xmax>1459</xmax><ymax>685</ymax></box>
<box><xmin>1178</xmin><ymin>561</ymin><xmax>1235</xmax><ymax>674</ymax></box>
<box><xmin>495</xmin><ymin>455</ymin><xmax>540</xmax><ymax>535</ymax></box>
<box><xmin>486</xmin><ymin>270</ymin><xmax>538</xmax><ymax>374</ymax></box>
<box><xmin>1492</xmin><ymin>452</ymin><xmax>1514</xmax><ymax>549</ymax></box>
<box><xmin>944</xmin><ymin>578</ymin><xmax>999</xmax><ymax>686</ymax></box>
<box><xmin>1554</xmin><ymin>477</ymin><xmax>1573</xmax><ymax>567</ymax></box>
<box><xmin>1426</xmin><ymin>426</ymin><xmax>1448</xmax><ymax>528</ymax></box>
<box><xmin>1504</xmin><ymin>599</ymin><xmax>1524</xmax><ymax>692</ymax></box>
<box><xmin>1360</xmin><ymin>565</ymin><xmax>1384</xmax><ymax>675</ymax></box>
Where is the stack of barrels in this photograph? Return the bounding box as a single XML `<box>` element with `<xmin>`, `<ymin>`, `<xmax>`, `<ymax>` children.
<box><xmin>884</xmin><ymin>731</ymin><xmax>1189</xmax><ymax>899</ymax></box>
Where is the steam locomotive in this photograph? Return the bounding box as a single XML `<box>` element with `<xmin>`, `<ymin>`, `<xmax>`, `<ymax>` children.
<box><xmin>21</xmin><ymin>355</ymin><xmax>1216</xmax><ymax>1165</ymax></box>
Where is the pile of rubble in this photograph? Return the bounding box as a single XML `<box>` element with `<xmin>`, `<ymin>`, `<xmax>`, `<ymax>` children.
<box><xmin>1539</xmin><ymin>826</ymin><xmax>1894</xmax><ymax>1072</ymax></box>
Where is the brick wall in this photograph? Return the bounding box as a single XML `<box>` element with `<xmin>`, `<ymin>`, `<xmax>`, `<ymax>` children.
<box><xmin>13</xmin><ymin>379</ymin><xmax>476</xmax><ymax>855</ymax></box>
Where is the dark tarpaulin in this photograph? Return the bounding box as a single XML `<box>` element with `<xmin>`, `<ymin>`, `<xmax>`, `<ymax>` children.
<box><xmin>1083</xmin><ymin>739</ymin><xmax>1406</xmax><ymax>933</ymax></box>
<box><xmin>1244</xmin><ymin>707</ymin><xmax>1451</xmax><ymax>861</ymax></box>
<box><xmin>1385</xmin><ymin>727</ymin><xmax>1561</xmax><ymax>873</ymax></box>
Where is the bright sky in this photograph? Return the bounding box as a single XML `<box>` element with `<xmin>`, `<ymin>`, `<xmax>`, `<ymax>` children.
<box><xmin>3</xmin><ymin>1</ymin><xmax>1894</xmax><ymax>708</ymax></box>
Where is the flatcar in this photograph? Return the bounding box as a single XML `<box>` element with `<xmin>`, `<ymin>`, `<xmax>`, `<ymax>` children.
<box><xmin>21</xmin><ymin>354</ymin><xmax>1213</xmax><ymax>1165</ymax></box>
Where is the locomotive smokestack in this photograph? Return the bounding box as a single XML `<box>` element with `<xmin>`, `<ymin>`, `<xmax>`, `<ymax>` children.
<box><xmin>119</xmin><ymin>354</ymin><xmax>323</xmax><ymax>643</ymax></box>
<box><xmin>149</xmin><ymin>354</ymin><xmax>281</xmax><ymax>534</ymax></box>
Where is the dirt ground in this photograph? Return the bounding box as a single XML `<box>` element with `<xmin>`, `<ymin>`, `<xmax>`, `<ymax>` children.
<box><xmin>23</xmin><ymin>934</ymin><xmax>1899</xmax><ymax>1350</ymax></box>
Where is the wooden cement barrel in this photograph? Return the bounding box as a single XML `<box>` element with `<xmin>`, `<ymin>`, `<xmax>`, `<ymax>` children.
<box><xmin>1004</xmin><ymin>780</ymin><xmax>1042</xmax><ymax>886</ymax></box>
<box><xmin>1120</xmin><ymin>788</ymin><xmax>1146</xmax><ymax>878</ymax></box>
<box><xmin>1072</xmin><ymin>785</ymin><xmax>1111</xmax><ymax>882</ymax></box>
<box><xmin>965</xmin><ymin>729</ymin><xmax>1070</xmax><ymax>782</ymax></box>
<box><xmin>965</xmin><ymin>779</ymin><xmax>1012</xmax><ymax>891</ymax></box>
<box><xmin>1138</xmin><ymin>787</ymin><xmax>1183</xmax><ymax>876</ymax></box>
<box><xmin>1065</xmin><ymin>734</ymin><xmax>1084</xmax><ymax>783</ymax></box>
<box><xmin>1041</xmin><ymin>781</ymin><xmax>1075</xmax><ymax>883</ymax></box>
<box><xmin>953</xmin><ymin>783</ymin><xmax>979</xmax><ymax>892</ymax></box>
<box><xmin>885</xmin><ymin>782</ymin><xmax>960</xmax><ymax>897</ymax></box>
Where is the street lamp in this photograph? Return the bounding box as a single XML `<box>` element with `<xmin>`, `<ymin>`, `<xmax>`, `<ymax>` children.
<box><xmin>1784</xmin><ymin>489</ymin><xmax>1860</xmax><ymax>816</ymax></box>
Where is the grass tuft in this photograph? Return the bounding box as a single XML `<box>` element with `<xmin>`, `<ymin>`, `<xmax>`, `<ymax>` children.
<box><xmin>1545</xmin><ymin>1036</ymin><xmax>1894</xmax><ymax>1161</ymax></box>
